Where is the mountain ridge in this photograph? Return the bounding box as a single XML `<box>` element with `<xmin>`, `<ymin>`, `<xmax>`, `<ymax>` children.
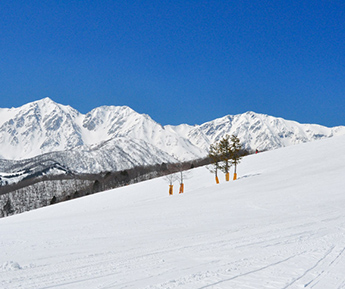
<box><xmin>1</xmin><ymin>98</ymin><xmax>344</xmax><ymax>175</ymax></box>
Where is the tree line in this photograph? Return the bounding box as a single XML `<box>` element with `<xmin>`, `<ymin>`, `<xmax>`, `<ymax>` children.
<box><xmin>0</xmin><ymin>157</ymin><xmax>210</xmax><ymax>218</ymax></box>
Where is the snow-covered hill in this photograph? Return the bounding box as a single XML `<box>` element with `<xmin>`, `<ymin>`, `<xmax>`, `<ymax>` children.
<box><xmin>1</xmin><ymin>98</ymin><xmax>344</xmax><ymax>174</ymax></box>
<box><xmin>1</xmin><ymin>135</ymin><xmax>345</xmax><ymax>288</ymax></box>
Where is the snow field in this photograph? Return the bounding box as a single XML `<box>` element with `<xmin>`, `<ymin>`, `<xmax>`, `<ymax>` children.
<box><xmin>1</xmin><ymin>135</ymin><xmax>345</xmax><ymax>288</ymax></box>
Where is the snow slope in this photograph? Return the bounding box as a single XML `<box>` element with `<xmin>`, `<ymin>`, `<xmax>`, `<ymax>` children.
<box><xmin>1</xmin><ymin>135</ymin><xmax>345</xmax><ymax>288</ymax></box>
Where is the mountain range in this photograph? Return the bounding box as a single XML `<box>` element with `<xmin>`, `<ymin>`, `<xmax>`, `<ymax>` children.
<box><xmin>1</xmin><ymin>97</ymin><xmax>344</xmax><ymax>178</ymax></box>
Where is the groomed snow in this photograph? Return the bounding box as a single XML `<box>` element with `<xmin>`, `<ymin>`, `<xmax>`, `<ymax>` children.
<box><xmin>1</xmin><ymin>135</ymin><xmax>345</xmax><ymax>288</ymax></box>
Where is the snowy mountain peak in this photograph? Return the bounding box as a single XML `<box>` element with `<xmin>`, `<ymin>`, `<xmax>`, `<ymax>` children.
<box><xmin>21</xmin><ymin>97</ymin><xmax>76</xmax><ymax>115</ymax></box>
<box><xmin>0</xmin><ymin>98</ymin><xmax>345</xmax><ymax>174</ymax></box>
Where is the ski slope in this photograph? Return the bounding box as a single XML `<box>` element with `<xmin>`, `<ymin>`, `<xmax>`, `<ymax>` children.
<box><xmin>1</xmin><ymin>135</ymin><xmax>345</xmax><ymax>288</ymax></box>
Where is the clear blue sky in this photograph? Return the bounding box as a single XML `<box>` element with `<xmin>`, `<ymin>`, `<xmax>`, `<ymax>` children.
<box><xmin>1</xmin><ymin>1</ymin><xmax>344</xmax><ymax>126</ymax></box>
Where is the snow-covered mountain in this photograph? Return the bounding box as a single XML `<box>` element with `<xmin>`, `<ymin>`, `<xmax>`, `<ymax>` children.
<box><xmin>171</xmin><ymin>111</ymin><xmax>345</xmax><ymax>152</ymax></box>
<box><xmin>0</xmin><ymin>98</ymin><xmax>202</xmax><ymax>165</ymax></box>
<box><xmin>0</xmin><ymin>97</ymin><xmax>344</xmax><ymax>174</ymax></box>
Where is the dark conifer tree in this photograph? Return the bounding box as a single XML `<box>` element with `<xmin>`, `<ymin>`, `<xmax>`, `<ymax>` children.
<box><xmin>218</xmin><ymin>135</ymin><xmax>232</xmax><ymax>181</ymax></box>
<box><xmin>208</xmin><ymin>143</ymin><xmax>221</xmax><ymax>183</ymax></box>
<box><xmin>230</xmin><ymin>134</ymin><xmax>243</xmax><ymax>180</ymax></box>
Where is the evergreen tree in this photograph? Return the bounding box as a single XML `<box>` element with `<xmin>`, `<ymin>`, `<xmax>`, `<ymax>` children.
<box><xmin>230</xmin><ymin>134</ymin><xmax>243</xmax><ymax>180</ymax></box>
<box><xmin>218</xmin><ymin>135</ymin><xmax>232</xmax><ymax>181</ymax></box>
<box><xmin>208</xmin><ymin>143</ymin><xmax>221</xmax><ymax>183</ymax></box>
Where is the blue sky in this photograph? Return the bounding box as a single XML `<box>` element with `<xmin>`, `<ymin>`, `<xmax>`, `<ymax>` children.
<box><xmin>0</xmin><ymin>1</ymin><xmax>344</xmax><ymax>126</ymax></box>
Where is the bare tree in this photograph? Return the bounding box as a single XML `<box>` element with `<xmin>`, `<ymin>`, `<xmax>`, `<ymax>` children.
<box><xmin>164</xmin><ymin>173</ymin><xmax>179</xmax><ymax>195</ymax></box>
<box><xmin>177</xmin><ymin>162</ymin><xmax>192</xmax><ymax>193</ymax></box>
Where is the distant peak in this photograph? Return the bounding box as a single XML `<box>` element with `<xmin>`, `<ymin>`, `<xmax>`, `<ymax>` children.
<box><xmin>243</xmin><ymin>111</ymin><xmax>261</xmax><ymax>118</ymax></box>
<box><xmin>244</xmin><ymin>111</ymin><xmax>257</xmax><ymax>115</ymax></box>
<box><xmin>28</xmin><ymin>97</ymin><xmax>59</xmax><ymax>109</ymax></box>
<box><xmin>87</xmin><ymin>104</ymin><xmax>136</xmax><ymax>115</ymax></box>
<box><xmin>34</xmin><ymin>97</ymin><xmax>56</xmax><ymax>104</ymax></box>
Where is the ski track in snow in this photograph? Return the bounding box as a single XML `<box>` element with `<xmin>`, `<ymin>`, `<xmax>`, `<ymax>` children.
<box><xmin>1</xmin><ymin>135</ymin><xmax>345</xmax><ymax>288</ymax></box>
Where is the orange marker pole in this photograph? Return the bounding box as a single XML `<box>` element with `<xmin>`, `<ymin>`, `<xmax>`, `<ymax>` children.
<box><xmin>226</xmin><ymin>172</ymin><xmax>230</xmax><ymax>181</ymax></box>
<box><xmin>179</xmin><ymin>183</ymin><xmax>184</xmax><ymax>194</ymax></box>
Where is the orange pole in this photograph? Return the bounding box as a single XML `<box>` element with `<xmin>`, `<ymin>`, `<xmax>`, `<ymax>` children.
<box><xmin>226</xmin><ymin>172</ymin><xmax>230</xmax><ymax>181</ymax></box>
<box><xmin>179</xmin><ymin>183</ymin><xmax>184</xmax><ymax>194</ymax></box>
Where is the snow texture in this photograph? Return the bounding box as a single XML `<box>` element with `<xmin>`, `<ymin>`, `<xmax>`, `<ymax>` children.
<box><xmin>1</xmin><ymin>135</ymin><xmax>345</xmax><ymax>288</ymax></box>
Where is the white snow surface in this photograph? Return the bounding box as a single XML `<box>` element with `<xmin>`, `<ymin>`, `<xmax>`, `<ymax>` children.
<box><xmin>1</xmin><ymin>135</ymin><xmax>345</xmax><ymax>288</ymax></box>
